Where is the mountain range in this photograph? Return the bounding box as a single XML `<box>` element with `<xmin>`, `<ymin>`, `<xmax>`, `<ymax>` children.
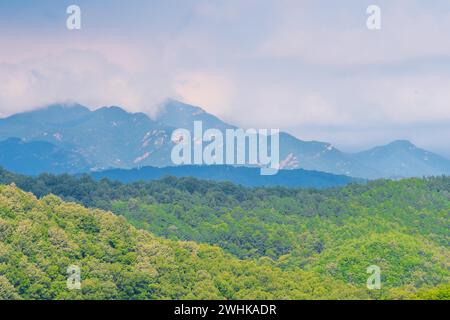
<box><xmin>0</xmin><ymin>99</ymin><xmax>449</xmax><ymax>181</ymax></box>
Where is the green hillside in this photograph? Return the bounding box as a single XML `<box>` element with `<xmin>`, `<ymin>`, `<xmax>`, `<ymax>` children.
<box><xmin>0</xmin><ymin>184</ymin><xmax>370</xmax><ymax>299</ymax></box>
<box><xmin>0</xmin><ymin>168</ymin><xmax>449</xmax><ymax>299</ymax></box>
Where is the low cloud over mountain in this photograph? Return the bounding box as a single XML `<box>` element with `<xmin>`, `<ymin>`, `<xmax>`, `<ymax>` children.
<box><xmin>0</xmin><ymin>100</ymin><xmax>450</xmax><ymax>180</ymax></box>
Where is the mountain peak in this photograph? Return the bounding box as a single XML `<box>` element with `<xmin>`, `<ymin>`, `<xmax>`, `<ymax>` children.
<box><xmin>44</xmin><ymin>102</ymin><xmax>89</xmax><ymax>111</ymax></box>
<box><xmin>95</xmin><ymin>105</ymin><xmax>128</xmax><ymax>114</ymax></box>
<box><xmin>388</xmin><ymin>140</ymin><xmax>416</xmax><ymax>148</ymax></box>
<box><xmin>2</xmin><ymin>102</ymin><xmax>91</xmax><ymax>123</ymax></box>
<box><xmin>357</xmin><ymin>140</ymin><xmax>418</xmax><ymax>155</ymax></box>
<box><xmin>156</xmin><ymin>99</ymin><xmax>233</xmax><ymax>130</ymax></box>
<box><xmin>386</xmin><ymin>140</ymin><xmax>417</xmax><ymax>150</ymax></box>
<box><xmin>162</xmin><ymin>99</ymin><xmax>206</xmax><ymax>115</ymax></box>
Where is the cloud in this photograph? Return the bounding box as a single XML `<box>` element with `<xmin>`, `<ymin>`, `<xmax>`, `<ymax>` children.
<box><xmin>173</xmin><ymin>70</ymin><xmax>236</xmax><ymax>116</ymax></box>
<box><xmin>259</xmin><ymin>0</ymin><xmax>450</xmax><ymax>66</ymax></box>
<box><xmin>0</xmin><ymin>0</ymin><xmax>449</xmax><ymax>155</ymax></box>
<box><xmin>0</xmin><ymin>49</ymin><xmax>173</xmax><ymax>117</ymax></box>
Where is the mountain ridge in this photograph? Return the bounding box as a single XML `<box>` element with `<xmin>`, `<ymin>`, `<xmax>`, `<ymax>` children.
<box><xmin>0</xmin><ymin>100</ymin><xmax>449</xmax><ymax>179</ymax></box>
<box><xmin>90</xmin><ymin>164</ymin><xmax>359</xmax><ymax>188</ymax></box>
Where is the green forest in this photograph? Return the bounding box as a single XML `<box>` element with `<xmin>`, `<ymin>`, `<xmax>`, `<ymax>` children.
<box><xmin>0</xmin><ymin>167</ymin><xmax>448</xmax><ymax>299</ymax></box>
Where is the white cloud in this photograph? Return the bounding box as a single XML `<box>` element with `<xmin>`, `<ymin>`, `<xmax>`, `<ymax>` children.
<box><xmin>0</xmin><ymin>49</ymin><xmax>173</xmax><ymax>117</ymax></box>
<box><xmin>0</xmin><ymin>0</ymin><xmax>449</xmax><ymax>154</ymax></box>
<box><xmin>260</xmin><ymin>0</ymin><xmax>450</xmax><ymax>66</ymax></box>
<box><xmin>173</xmin><ymin>70</ymin><xmax>236</xmax><ymax>116</ymax></box>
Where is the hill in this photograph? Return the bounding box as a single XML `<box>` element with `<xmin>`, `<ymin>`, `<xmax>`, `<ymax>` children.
<box><xmin>0</xmin><ymin>167</ymin><xmax>448</xmax><ymax>299</ymax></box>
<box><xmin>90</xmin><ymin>165</ymin><xmax>359</xmax><ymax>188</ymax></box>
<box><xmin>0</xmin><ymin>184</ymin><xmax>369</xmax><ymax>299</ymax></box>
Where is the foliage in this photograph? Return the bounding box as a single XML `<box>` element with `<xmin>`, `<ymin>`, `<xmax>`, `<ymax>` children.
<box><xmin>0</xmin><ymin>167</ymin><xmax>449</xmax><ymax>299</ymax></box>
<box><xmin>0</xmin><ymin>185</ymin><xmax>369</xmax><ymax>299</ymax></box>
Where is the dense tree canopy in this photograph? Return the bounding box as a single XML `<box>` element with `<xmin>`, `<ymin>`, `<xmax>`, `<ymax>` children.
<box><xmin>0</xmin><ymin>185</ymin><xmax>371</xmax><ymax>299</ymax></box>
<box><xmin>0</xmin><ymin>167</ymin><xmax>448</xmax><ymax>299</ymax></box>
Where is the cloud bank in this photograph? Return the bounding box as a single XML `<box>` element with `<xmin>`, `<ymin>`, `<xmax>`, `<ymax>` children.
<box><xmin>0</xmin><ymin>0</ymin><xmax>449</xmax><ymax>155</ymax></box>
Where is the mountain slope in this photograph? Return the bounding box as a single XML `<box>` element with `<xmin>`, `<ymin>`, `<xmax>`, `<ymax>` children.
<box><xmin>157</xmin><ymin>98</ymin><xmax>236</xmax><ymax>131</ymax></box>
<box><xmin>0</xmin><ymin>138</ymin><xmax>89</xmax><ymax>175</ymax></box>
<box><xmin>0</xmin><ymin>103</ymin><xmax>173</xmax><ymax>170</ymax></box>
<box><xmin>156</xmin><ymin>102</ymin><xmax>450</xmax><ymax>178</ymax></box>
<box><xmin>0</xmin><ymin>172</ymin><xmax>448</xmax><ymax>299</ymax></box>
<box><xmin>157</xmin><ymin>101</ymin><xmax>379</xmax><ymax>178</ymax></box>
<box><xmin>353</xmin><ymin>140</ymin><xmax>450</xmax><ymax>178</ymax></box>
<box><xmin>277</xmin><ymin>132</ymin><xmax>381</xmax><ymax>178</ymax></box>
<box><xmin>0</xmin><ymin>184</ymin><xmax>367</xmax><ymax>299</ymax></box>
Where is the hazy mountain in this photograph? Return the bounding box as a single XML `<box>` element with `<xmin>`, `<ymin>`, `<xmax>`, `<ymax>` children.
<box><xmin>353</xmin><ymin>140</ymin><xmax>450</xmax><ymax>178</ymax></box>
<box><xmin>155</xmin><ymin>101</ymin><xmax>450</xmax><ymax>178</ymax></box>
<box><xmin>0</xmin><ymin>103</ymin><xmax>173</xmax><ymax>170</ymax></box>
<box><xmin>276</xmin><ymin>132</ymin><xmax>380</xmax><ymax>178</ymax></box>
<box><xmin>0</xmin><ymin>100</ymin><xmax>449</xmax><ymax>179</ymax></box>
<box><xmin>0</xmin><ymin>137</ymin><xmax>89</xmax><ymax>175</ymax></box>
<box><xmin>157</xmin><ymin>100</ymin><xmax>379</xmax><ymax>178</ymax></box>
<box><xmin>90</xmin><ymin>165</ymin><xmax>359</xmax><ymax>188</ymax></box>
<box><xmin>157</xmin><ymin>98</ymin><xmax>236</xmax><ymax>131</ymax></box>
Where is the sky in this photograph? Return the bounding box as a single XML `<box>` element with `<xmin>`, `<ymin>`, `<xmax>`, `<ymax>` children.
<box><xmin>0</xmin><ymin>0</ymin><xmax>450</xmax><ymax>156</ymax></box>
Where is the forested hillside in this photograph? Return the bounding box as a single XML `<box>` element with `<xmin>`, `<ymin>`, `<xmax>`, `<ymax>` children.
<box><xmin>0</xmin><ymin>167</ymin><xmax>449</xmax><ymax>299</ymax></box>
<box><xmin>90</xmin><ymin>165</ymin><xmax>357</xmax><ymax>188</ymax></box>
<box><xmin>0</xmin><ymin>184</ymin><xmax>369</xmax><ymax>299</ymax></box>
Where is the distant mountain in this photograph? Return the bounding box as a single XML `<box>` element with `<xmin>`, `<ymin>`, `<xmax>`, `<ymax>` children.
<box><xmin>0</xmin><ymin>103</ymin><xmax>173</xmax><ymax>170</ymax></box>
<box><xmin>276</xmin><ymin>132</ymin><xmax>381</xmax><ymax>178</ymax></box>
<box><xmin>0</xmin><ymin>137</ymin><xmax>89</xmax><ymax>175</ymax></box>
<box><xmin>0</xmin><ymin>100</ymin><xmax>449</xmax><ymax>179</ymax></box>
<box><xmin>157</xmin><ymin>101</ymin><xmax>381</xmax><ymax>178</ymax></box>
<box><xmin>157</xmin><ymin>98</ymin><xmax>236</xmax><ymax>131</ymax></box>
<box><xmin>90</xmin><ymin>165</ymin><xmax>359</xmax><ymax>188</ymax></box>
<box><xmin>353</xmin><ymin>140</ymin><xmax>450</xmax><ymax>178</ymax></box>
<box><xmin>147</xmin><ymin>100</ymin><xmax>450</xmax><ymax>178</ymax></box>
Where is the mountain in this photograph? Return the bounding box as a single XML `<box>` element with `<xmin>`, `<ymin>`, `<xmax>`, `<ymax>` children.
<box><xmin>154</xmin><ymin>101</ymin><xmax>450</xmax><ymax>178</ymax></box>
<box><xmin>0</xmin><ymin>100</ymin><xmax>449</xmax><ymax>179</ymax></box>
<box><xmin>276</xmin><ymin>132</ymin><xmax>380</xmax><ymax>178</ymax></box>
<box><xmin>0</xmin><ymin>137</ymin><xmax>89</xmax><ymax>175</ymax></box>
<box><xmin>90</xmin><ymin>165</ymin><xmax>359</xmax><ymax>188</ymax></box>
<box><xmin>159</xmin><ymin>100</ymin><xmax>380</xmax><ymax>177</ymax></box>
<box><xmin>352</xmin><ymin>140</ymin><xmax>450</xmax><ymax>178</ymax></box>
<box><xmin>0</xmin><ymin>103</ymin><xmax>173</xmax><ymax>170</ymax></box>
<box><xmin>157</xmin><ymin>98</ymin><xmax>236</xmax><ymax>131</ymax></box>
